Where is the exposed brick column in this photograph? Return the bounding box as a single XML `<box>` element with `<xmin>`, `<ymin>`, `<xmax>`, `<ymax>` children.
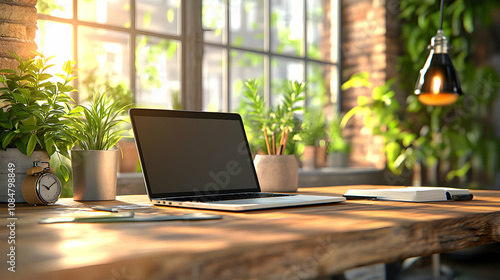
<box><xmin>0</xmin><ymin>0</ymin><xmax>38</xmax><ymax>70</ymax></box>
<box><xmin>341</xmin><ymin>0</ymin><xmax>403</xmax><ymax>167</ymax></box>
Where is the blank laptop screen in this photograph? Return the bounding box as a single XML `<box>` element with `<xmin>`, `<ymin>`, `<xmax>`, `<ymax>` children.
<box><xmin>131</xmin><ymin>110</ymin><xmax>261</xmax><ymax>198</ymax></box>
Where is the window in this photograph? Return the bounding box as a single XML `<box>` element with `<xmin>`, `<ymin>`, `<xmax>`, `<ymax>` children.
<box><xmin>37</xmin><ymin>0</ymin><xmax>182</xmax><ymax>108</ymax></box>
<box><xmin>202</xmin><ymin>0</ymin><xmax>340</xmax><ymax>113</ymax></box>
<box><xmin>36</xmin><ymin>0</ymin><xmax>340</xmax><ymax>112</ymax></box>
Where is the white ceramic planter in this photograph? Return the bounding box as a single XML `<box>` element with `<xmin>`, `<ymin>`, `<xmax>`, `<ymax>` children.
<box><xmin>0</xmin><ymin>148</ymin><xmax>49</xmax><ymax>203</ymax></box>
<box><xmin>71</xmin><ymin>150</ymin><xmax>119</xmax><ymax>201</ymax></box>
<box><xmin>254</xmin><ymin>154</ymin><xmax>298</xmax><ymax>192</ymax></box>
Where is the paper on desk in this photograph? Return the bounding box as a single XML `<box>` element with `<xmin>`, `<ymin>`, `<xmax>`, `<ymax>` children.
<box><xmin>343</xmin><ymin>187</ymin><xmax>473</xmax><ymax>202</ymax></box>
<box><xmin>39</xmin><ymin>212</ymin><xmax>222</xmax><ymax>224</ymax></box>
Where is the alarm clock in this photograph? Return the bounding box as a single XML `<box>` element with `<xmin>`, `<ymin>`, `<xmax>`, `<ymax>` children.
<box><xmin>22</xmin><ymin>161</ymin><xmax>62</xmax><ymax>205</ymax></box>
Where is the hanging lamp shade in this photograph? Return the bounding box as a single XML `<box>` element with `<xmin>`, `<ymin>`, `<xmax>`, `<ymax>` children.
<box><xmin>414</xmin><ymin>30</ymin><xmax>462</xmax><ymax>106</ymax></box>
<box><xmin>414</xmin><ymin>0</ymin><xmax>462</xmax><ymax>106</ymax></box>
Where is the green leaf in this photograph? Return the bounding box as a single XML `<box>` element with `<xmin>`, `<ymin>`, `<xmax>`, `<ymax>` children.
<box><xmin>1</xmin><ymin>131</ymin><xmax>16</xmax><ymax>149</ymax></box>
<box><xmin>38</xmin><ymin>73</ymin><xmax>52</xmax><ymax>81</ymax></box>
<box><xmin>26</xmin><ymin>133</ymin><xmax>37</xmax><ymax>156</ymax></box>
<box><xmin>45</xmin><ymin>138</ymin><xmax>56</xmax><ymax>156</ymax></box>
<box><xmin>59</xmin><ymin>164</ymin><xmax>70</xmax><ymax>181</ymax></box>
<box><xmin>463</xmin><ymin>9</ymin><xmax>474</xmax><ymax>33</ymax></box>
<box><xmin>357</xmin><ymin>96</ymin><xmax>371</xmax><ymax>106</ymax></box>
<box><xmin>12</xmin><ymin>93</ymin><xmax>27</xmax><ymax>104</ymax></box>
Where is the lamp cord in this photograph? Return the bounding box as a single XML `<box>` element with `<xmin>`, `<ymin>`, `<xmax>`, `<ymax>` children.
<box><xmin>439</xmin><ymin>0</ymin><xmax>444</xmax><ymax>30</ymax></box>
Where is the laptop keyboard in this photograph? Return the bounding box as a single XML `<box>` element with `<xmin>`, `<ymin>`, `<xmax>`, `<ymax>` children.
<box><xmin>167</xmin><ymin>192</ymin><xmax>297</xmax><ymax>202</ymax></box>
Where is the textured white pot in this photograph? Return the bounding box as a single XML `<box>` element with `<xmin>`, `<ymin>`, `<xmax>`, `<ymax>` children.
<box><xmin>0</xmin><ymin>148</ymin><xmax>49</xmax><ymax>203</ymax></box>
<box><xmin>254</xmin><ymin>154</ymin><xmax>298</xmax><ymax>192</ymax></box>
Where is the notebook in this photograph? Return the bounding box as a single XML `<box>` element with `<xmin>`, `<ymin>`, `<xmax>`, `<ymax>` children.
<box><xmin>129</xmin><ymin>108</ymin><xmax>345</xmax><ymax>211</ymax></box>
<box><xmin>344</xmin><ymin>187</ymin><xmax>473</xmax><ymax>202</ymax></box>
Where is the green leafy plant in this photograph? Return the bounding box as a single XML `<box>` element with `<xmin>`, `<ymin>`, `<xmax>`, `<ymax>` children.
<box><xmin>342</xmin><ymin>72</ymin><xmax>404</xmax><ymax>172</ymax></box>
<box><xmin>344</xmin><ymin>69</ymin><xmax>500</xmax><ymax>187</ymax></box>
<box><xmin>327</xmin><ymin>114</ymin><xmax>350</xmax><ymax>154</ymax></box>
<box><xmin>70</xmin><ymin>92</ymin><xmax>132</xmax><ymax>150</ymax></box>
<box><xmin>241</xmin><ymin>79</ymin><xmax>305</xmax><ymax>155</ymax></box>
<box><xmin>395</xmin><ymin>0</ymin><xmax>500</xmax><ymax>187</ymax></box>
<box><xmin>298</xmin><ymin>109</ymin><xmax>326</xmax><ymax>146</ymax></box>
<box><xmin>81</xmin><ymin>66</ymin><xmax>135</xmax><ymax>112</ymax></box>
<box><xmin>0</xmin><ymin>52</ymin><xmax>79</xmax><ymax>160</ymax></box>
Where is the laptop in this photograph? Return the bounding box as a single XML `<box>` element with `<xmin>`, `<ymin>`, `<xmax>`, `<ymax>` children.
<box><xmin>129</xmin><ymin>108</ymin><xmax>345</xmax><ymax>211</ymax></box>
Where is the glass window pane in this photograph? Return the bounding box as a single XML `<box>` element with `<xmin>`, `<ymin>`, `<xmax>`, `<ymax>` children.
<box><xmin>78</xmin><ymin>0</ymin><xmax>131</xmax><ymax>28</ymax></box>
<box><xmin>307</xmin><ymin>0</ymin><xmax>337</xmax><ymax>62</ymax></box>
<box><xmin>136</xmin><ymin>0</ymin><xmax>181</xmax><ymax>35</ymax></box>
<box><xmin>77</xmin><ymin>26</ymin><xmax>131</xmax><ymax>103</ymax></box>
<box><xmin>203</xmin><ymin>0</ymin><xmax>226</xmax><ymax>44</ymax></box>
<box><xmin>203</xmin><ymin>46</ymin><xmax>225</xmax><ymax>112</ymax></box>
<box><xmin>135</xmin><ymin>36</ymin><xmax>181</xmax><ymax>109</ymax></box>
<box><xmin>271</xmin><ymin>57</ymin><xmax>304</xmax><ymax>107</ymax></box>
<box><xmin>229</xmin><ymin>0</ymin><xmax>264</xmax><ymax>50</ymax></box>
<box><xmin>230</xmin><ymin>50</ymin><xmax>264</xmax><ymax>112</ymax></box>
<box><xmin>36</xmin><ymin>20</ymin><xmax>73</xmax><ymax>67</ymax></box>
<box><xmin>37</xmin><ymin>0</ymin><xmax>73</xmax><ymax>19</ymax></box>
<box><xmin>307</xmin><ymin>62</ymin><xmax>338</xmax><ymax>108</ymax></box>
<box><xmin>270</xmin><ymin>0</ymin><xmax>304</xmax><ymax>56</ymax></box>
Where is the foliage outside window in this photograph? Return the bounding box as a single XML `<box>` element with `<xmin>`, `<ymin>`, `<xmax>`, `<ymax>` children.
<box><xmin>36</xmin><ymin>0</ymin><xmax>182</xmax><ymax>109</ymax></box>
<box><xmin>202</xmin><ymin>0</ymin><xmax>340</xmax><ymax>114</ymax></box>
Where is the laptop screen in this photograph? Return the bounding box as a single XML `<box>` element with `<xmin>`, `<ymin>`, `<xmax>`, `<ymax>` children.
<box><xmin>130</xmin><ymin>109</ymin><xmax>261</xmax><ymax>198</ymax></box>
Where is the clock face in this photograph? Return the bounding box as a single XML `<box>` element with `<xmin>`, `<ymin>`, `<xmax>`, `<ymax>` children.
<box><xmin>37</xmin><ymin>173</ymin><xmax>62</xmax><ymax>204</ymax></box>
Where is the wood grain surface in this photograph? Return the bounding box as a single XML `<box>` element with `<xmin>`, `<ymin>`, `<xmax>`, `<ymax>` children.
<box><xmin>1</xmin><ymin>185</ymin><xmax>499</xmax><ymax>280</ymax></box>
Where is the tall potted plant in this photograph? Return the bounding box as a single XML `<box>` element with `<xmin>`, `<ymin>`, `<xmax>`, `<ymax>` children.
<box><xmin>0</xmin><ymin>52</ymin><xmax>78</xmax><ymax>203</ymax></box>
<box><xmin>327</xmin><ymin>114</ymin><xmax>351</xmax><ymax>167</ymax></box>
<box><xmin>297</xmin><ymin>109</ymin><xmax>326</xmax><ymax>170</ymax></box>
<box><xmin>69</xmin><ymin>92</ymin><xmax>131</xmax><ymax>201</ymax></box>
<box><xmin>241</xmin><ymin>79</ymin><xmax>305</xmax><ymax>192</ymax></box>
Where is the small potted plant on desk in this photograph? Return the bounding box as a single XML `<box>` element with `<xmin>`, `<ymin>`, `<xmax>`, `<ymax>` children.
<box><xmin>69</xmin><ymin>92</ymin><xmax>131</xmax><ymax>201</ymax></box>
<box><xmin>327</xmin><ymin>114</ymin><xmax>351</xmax><ymax>167</ymax></box>
<box><xmin>0</xmin><ymin>52</ymin><xmax>78</xmax><ymax>203</ymax></box>
<box><xmin>241</xmin><ymin>79</ymin><xmax>305</xmax><ymax>192</ymax></box>
<box><xmin>297</xmin><ymin>109</ymin><xmax>326</xmax><ymax>170</ymax></box>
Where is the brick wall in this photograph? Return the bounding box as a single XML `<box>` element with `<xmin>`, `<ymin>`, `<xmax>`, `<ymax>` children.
<box><xmin>0</xmin><ymin>0</ymin><xmax>38</xmax><ymax>70</ymax></box>
<box><xmin>341</xmin><ymin>0</ymin><xmax>403</xmax><ymax>167</ymax></box>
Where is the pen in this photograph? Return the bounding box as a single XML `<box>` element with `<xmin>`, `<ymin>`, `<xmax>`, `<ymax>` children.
<box><xmin>343</xmin><ymin>195</ymin><xmax>378</xmax><ymax>200</ymax></box>
<box><xmin>92</xmin><ymin>206</ymin><xmax>119</xmax><ymax>213</ymax></box>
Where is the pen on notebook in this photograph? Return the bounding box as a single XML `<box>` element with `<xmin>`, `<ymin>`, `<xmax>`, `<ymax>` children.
<box><xmin>343</xmin><ymin>195</ymin><xmax>378</xmax><ymax>200</ymax></box>
<box><xmin>92</xmin><ymin>206</ymin><xmax>119</xmax><ymax>213</ymax></box>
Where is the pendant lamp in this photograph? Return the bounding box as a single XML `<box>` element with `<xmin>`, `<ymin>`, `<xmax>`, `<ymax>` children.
<box><xmin>414</xmin><ymin>0</ymin><xmax>462</xmax><ymax>106</ymax></box>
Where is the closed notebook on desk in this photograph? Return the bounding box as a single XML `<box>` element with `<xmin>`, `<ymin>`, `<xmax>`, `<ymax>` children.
<box><xmin>344</xmin><ymin>187</ymin><xmax>473</xmax><ymax>202</ymax></box>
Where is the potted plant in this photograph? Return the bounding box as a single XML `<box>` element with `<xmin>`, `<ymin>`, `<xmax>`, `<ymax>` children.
<box><xmin>69</xmin><ymin>92</ymin><xmax>131</xmax><ymax>201</ymax></box>
<box><xmin>241</xmin><ymin>79</ymin><xmax>305</xmax><ymax>192</ymax></box>
<box><xmin>327</xmin><ymin>114</ymin><xmax>351</xmax><ymax>167</ymax></box>
<box><xmin>0</xmin><ymin>52</ymin><xmax>79</xmax><ymax>203</ymax></box>
<box><xmin>297</xmin><ymin>109</ymin><xmax>326</xmax><ymax>170</ymax></box>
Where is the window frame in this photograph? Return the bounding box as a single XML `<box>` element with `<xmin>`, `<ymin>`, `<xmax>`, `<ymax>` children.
<box><xmin>37</xmin><ymin>0</ymin><xmax>341</xmax><ymax>112</ymax></box>
<box><xmin>37</xmin><ymin>0</ymin><xmax>188</xmax><ymax>107</ymax></box>
<box><xmin>201</xmin><ymin>0</ymin><xmax>342</xmax><ymax>112</ymax></box>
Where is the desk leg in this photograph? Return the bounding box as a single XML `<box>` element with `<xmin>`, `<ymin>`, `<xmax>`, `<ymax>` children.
<box><xmin>432</xmin><ymin>254</ymin><xmax>440</xmax><ymax>279</ymax></box>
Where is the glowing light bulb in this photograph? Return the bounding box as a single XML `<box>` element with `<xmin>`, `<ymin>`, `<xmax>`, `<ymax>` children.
<box><xmin>432</xmin><ymin>76</ymin><xmax>441</xmax><ymax>94</ymax></box>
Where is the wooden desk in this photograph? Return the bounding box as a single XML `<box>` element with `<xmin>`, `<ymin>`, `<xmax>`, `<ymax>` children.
<box><xmin>1</xmin><ymin>185</ymin><xmax>500</xmax><ymax>280</ymax></box>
